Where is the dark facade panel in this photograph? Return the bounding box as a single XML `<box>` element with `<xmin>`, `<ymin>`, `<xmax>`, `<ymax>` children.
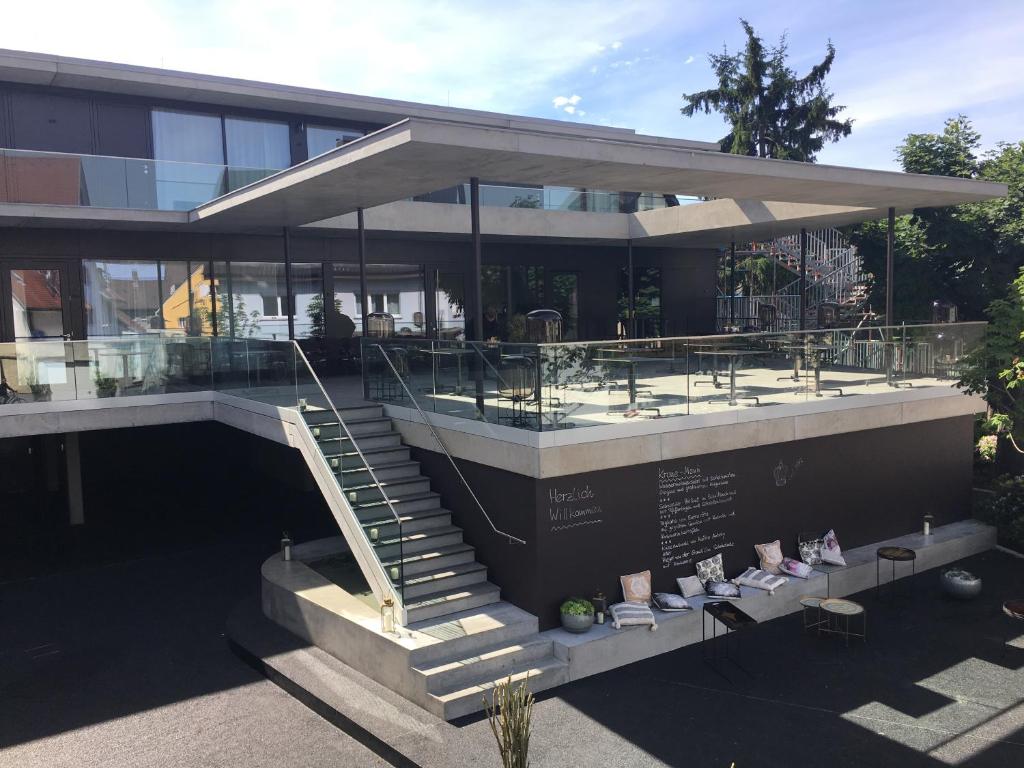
<box><xmin>95</xmin><ymin>102</ymin><xmax>152</xmax><ymax>159</ymax></box>
<box><xmin>415</xmin><ymin>414</ymin><xmax>974</xmax><ymax>629</ymax></box>
<box><xmin>10</xmin><ymin>91</ymin><xmax>94</xmax><ymax>153</ymax></box>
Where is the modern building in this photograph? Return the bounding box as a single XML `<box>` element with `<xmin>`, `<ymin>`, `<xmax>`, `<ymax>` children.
<box><xmin>0</xmin><ymin>49</ymin><xmax>1007</xmax><ymax>719</ymax></box>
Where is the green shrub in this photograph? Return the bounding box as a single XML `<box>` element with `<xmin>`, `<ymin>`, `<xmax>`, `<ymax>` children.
<box><xmin>978</xmin><ymin>474</ymin><xmax>1024</xmax><ymax>552</ymax></box>
<box><xmin>560</xmin><ymin>598</ymin><xmax>594</xmax><ymax>616</ymax></box>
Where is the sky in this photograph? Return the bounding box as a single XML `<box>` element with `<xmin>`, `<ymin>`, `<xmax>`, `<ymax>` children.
<box><xmin>1</xmin><ymin>0</ymin><xmax>1022</xmax><ymax>170</ymax></box>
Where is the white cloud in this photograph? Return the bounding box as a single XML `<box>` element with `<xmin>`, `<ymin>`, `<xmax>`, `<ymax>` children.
<box><xmin>685</xmin><ymin>55</ymin><xmax>695</xmax><ymax>64</ymax></box>
<box><xmin>564</xmin><ymin>105</ymin><xmax>576</xmax><ymax>114</ymax></box>
<box><xmin>0</xmin><ymin>0</ymin><xmax>675</xmax><ymax>116</ymax></box>
<box><xmin>611</xmin><ymin>41</ymin><xmax>622</xmax><ymax>49</ymax></box>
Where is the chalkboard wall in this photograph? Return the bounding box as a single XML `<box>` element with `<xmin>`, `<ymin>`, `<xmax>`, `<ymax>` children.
<box><xmin>412</xmin><ymin>414</ymin><xmax>973</xmax><ymax>629</ymax></box>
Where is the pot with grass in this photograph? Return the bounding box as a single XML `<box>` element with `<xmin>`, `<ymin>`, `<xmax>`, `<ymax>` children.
<box><xmin>559</xmin><ymin>597</ymin><xmax>595</xmax><ymax>634</ymax></box>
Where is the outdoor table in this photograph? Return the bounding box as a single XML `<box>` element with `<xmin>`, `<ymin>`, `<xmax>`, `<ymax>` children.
<box><xmin>95</xmin><ymin>348</ymin><xmax>149</xmax><ymax>392</ymax></box>
<box><xmin>592</xmin><ymin>348</ymin><xmax>664</xmax><ymax>408</ymax></box>
<box><xmin>426</xmin><ymin>346</ymin><xmax>475</xmax><ymax>396</ymax></box>
<box><xmin>876</xmin><ymin>545</ymin><xmax>917</xmax><ymax>600</ymax></box>
<box><xmin>812</xmin><ymin>562</ymin><xmax>847</xmax><ymax>598</ymax></box>
<box><xmin>1004</xmin><ymin>599</ymin><xmax>1024</xmax><ymax>657</ymax></box>
<box><xmin>693</xmin><ymin>348</ymin><xmax>763</xmax><ymax>406</ymax></box>
<box><xmin>702</xmin><ymin>601</ymin><xmax>757</xmax><ymax>677</ymax></box>
<box><xmin>819</xmin><ymin>598</ymin><xmax>866</xmax><ymax>646</ymax></box>
<box><xmin>783</xmin><ymin>342</ymin><xmax>843</xmax><ymax>397</ymax></box>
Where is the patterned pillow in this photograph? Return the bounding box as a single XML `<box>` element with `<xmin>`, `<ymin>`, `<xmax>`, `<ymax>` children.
<box><xmin>754</xmin><ymin>540</ymin><xmax>784</xmax><ymax>574</ymax></box>
<box><xmin>609</xmin><ymin>601</ymin><xmax>658</xmax><ymax>630</ymax></box>
<box><xmin>798</xmin><ymin>538</ymin><xmax>824</xmax><ymax>566</ymax></box>
<box><xmin>821</xmin><ymin>529</ymin><xmax>847</xmax><ymax>566</ymax></box>
<box><xmin>677</xmin><ymin>575</ymin><xmax>706</xmax><ymax>598</ymax></box>
<box><xmin>620</xmin><ymin>570</ymin><xmax>652</xmax><ymax>604</ymax></box>
<box><xmin>705</xmin><ymin>580</ymin><xmax>741</xmax><ymax>599</ymax></box>
<box><xmin>695</xmin><ymin>553</ymin><xmax>725</xmax><ymax>584</ymax></box>
<box><xmin>780</xmin><ymin>557</ymin><xmax>812</xmax><ymax>578</ymax></box>
<box><xmin>653</xmin><ymin>593</ymin><xmax>691</xmax><ymax>611</ymax></box>
<box><xmin>734</xmin><ymin>567</ymin><xmax>788</xmax><ymax>595</ymax></box>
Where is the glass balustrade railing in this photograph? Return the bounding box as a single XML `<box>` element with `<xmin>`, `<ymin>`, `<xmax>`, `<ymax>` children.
<box><xmin>362</xmin><ymin>322</ymin><xmax>986</xmax><ymax>432</ymax></box>
<box><xmin>0</xmin><ymin>334</ymin><xmax>407</xmax><ymax>607</ymax></box>
<box><xmin>0</xmin><ymin>148</ymin><xmax>278</xmax><ymax>211</ymax></box>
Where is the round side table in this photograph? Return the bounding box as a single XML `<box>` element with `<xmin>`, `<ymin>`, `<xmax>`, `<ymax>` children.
<box><xmin>876</xmin><ymin>546</ymin><xmax>916</xmax><ymax>600</ymax></box>
<box><xmin>820</xmin><ymin>598</ymin><xmax>866</xmax><ymax>646</ymax></box>
<box><xmin>800</xmin><ymin>595</ymin><xmax>826</xmax><ymax>633</ymax></box>
<box><xmin>1004</xmin><ymin>599</ymin><xmax>1024</xmax><ymax>657</ymax></box>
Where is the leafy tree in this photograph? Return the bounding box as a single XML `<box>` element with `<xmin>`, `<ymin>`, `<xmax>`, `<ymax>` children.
<box><xmin>848</xmin><ymin>116</ymin><xmax>1024</xmax><ymax>321</ymax></box>
<box><xmin>682</xmin><ymin>19</ymin><xmax>852</xmax><ymax>161</ymax></box>
<box><xmin>959</xmin><ymin>267</ymin><xmax>1024</xmax><ymax>457</ymax></box>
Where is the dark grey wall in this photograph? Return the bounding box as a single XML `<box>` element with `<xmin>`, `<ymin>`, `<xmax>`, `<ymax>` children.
<box><xmin>413</xmin><ymin>415</ymin><xmax>974</xmax><ymax>629</ymax></box>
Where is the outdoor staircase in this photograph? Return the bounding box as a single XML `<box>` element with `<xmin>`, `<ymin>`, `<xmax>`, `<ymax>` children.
<box><xmin>720</xmin><ymin>227</ymin><xmax>869</xmax><ymax>331</ymax></box>
<box><xmin>298</xmin><ymin>402</ymin><xmax>567</xmax><ymax>717</ymax></box>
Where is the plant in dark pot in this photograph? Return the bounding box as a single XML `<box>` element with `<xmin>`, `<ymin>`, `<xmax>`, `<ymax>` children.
<box><xmin>559</xmin><ymin>597</ymin><xmax>595</xmax><ymax>634</ymax></box>
<box><xmin>94</xmin><ymin>371</ymin><xmax>118</xmax><ymax>398</ymax></box>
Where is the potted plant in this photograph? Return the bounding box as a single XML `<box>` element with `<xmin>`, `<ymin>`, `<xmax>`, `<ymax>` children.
<box><xmin>94</xmin><ymin>371</ymin><xmax>118</xmax><ymax>398</ymax></box>
<box><xmin>559</xmin><ymin>597</ymin><xmax>595</xmax><ymax>634</ymax></box>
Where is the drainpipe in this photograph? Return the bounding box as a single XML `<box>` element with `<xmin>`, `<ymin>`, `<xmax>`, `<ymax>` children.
<box><xmin>470</xmin><ymin>178</ymin><xmax>485</xmax><ymax>415</ymax></box>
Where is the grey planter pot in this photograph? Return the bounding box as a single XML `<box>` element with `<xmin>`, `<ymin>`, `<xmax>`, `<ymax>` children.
<box><xmin>941</xmin><ymin>569</ymin><xmax>982</xmax><ymax>600</ymax></box>
<box><xmin>560</xmin><ymin>612</ymin><xmax>594</xmax><ymax>634</ymax></box>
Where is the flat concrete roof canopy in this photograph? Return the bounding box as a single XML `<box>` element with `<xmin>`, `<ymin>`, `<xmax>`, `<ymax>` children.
<box><xmin>191</xmin><ymin>118</ymin><xmax>1008</xmax><ymax>231</ymax></box>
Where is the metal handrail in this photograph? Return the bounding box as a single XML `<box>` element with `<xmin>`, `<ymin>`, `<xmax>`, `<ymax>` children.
<box><xmin>289</xmin><ymin>342</ymin><xmax>406</xmax><ymax>608</ymax></box>
<box><xmin>290</xmin><ymin>342</ymin><xmax>403</xmax><ymax>527</ymax></box>
<box><xmin>373</xmin><ymin>343</ymin><xmax>526</xmax><ymax>545</ymax></box>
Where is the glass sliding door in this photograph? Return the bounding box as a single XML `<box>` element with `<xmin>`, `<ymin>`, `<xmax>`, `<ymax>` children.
<box><xmin>224</xmin><ymin>117</ymin><xmax>290</xmax><ymax>190</ymax></box>
<box><xmin>216</xmin><ymin>262</ymin><xmax>289</xmax><ymax>340</ymax></box>
<box><xmin>435</xmin><ymin>271</ymin><xmax>466</xmax><ymax>341</ymax></box>
<box><xmin>6</xmin><ymin>267</ymin><xmax>67</xmax><ymax>340</ymax></box>
<box><xmin>333</xmin><ymin>264</ymin><xmax>426</xmax><ymax>337</ymax></box>
<box><xmin>290</xmin><ymin>263</ymin><xmax>325</xmax><ymax>340</ymax></box>
<box><xmin>550</xmin><ymin>271</ymin><xmax>580</xmax><ymax>341</ymax></box>
<box><xmin>618</xmin><ymin>265</ymin><xmax>662</xmax><ymax>338</ymax></box>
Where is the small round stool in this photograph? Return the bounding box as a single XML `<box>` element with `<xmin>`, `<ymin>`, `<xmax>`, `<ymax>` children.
<box><xmin>1004</xmin><ymin>599</ymin><xmax>1024</xmax><ymax>656</ymax></box>
<box><xmin>876</xmin><ymin>546</ymin><xmax>916</xmax><ymax>600</ymax></box>
<box><xmin>800</xmin><ymin>595</ymin><xmax>826</xmax><ymax>633</ymax></box>
<box><xmin>820</xmin><ymin>598</ymin><xmax>867</xmax><ymax>646</ymax></box>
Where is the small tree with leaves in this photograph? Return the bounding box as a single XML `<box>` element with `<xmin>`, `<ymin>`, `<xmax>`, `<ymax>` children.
<box><xmin>682</xmin><ymin>19</ymin><xmax>852</xmax><ymax>162</ymax></box>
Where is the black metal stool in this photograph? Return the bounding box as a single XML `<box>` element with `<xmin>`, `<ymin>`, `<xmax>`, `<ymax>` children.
<box><xmin>876</xmin><ymin>546</ymin><xmax>916</xmax><ymax>600</ymax></box>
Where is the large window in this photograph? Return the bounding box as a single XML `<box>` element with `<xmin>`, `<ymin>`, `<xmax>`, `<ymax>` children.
<box><xmin>618</xmin><ymin>266</ymin><xmax>662</xmax><ymax>338</ymax></box>
<box><xmin>152</xmin><ymin>109</ymin><xmax>224</xmax><ymax>164</ymax></box>
<box><xmin>83</xmin><ymin>259</ymin><xmax>214</xmax><ymax>337</ymax></box>
<box><xmin>333</xmin><ymin>264</ymin><xmax>425</xmax><ymax>337</ymax></box>
<box><xmin>225</xmin><ymin>117</ymin><xmax>290</xmax><ymax>170</ymax></box>
<box><xmin>290</xmin><ymin>263</ymin><xmax>324</xmax><ymax>340</ymax></box>
<box><xmin>215</xmin><ymin>262</ymin><xmax>288</xmax><ymax>340</ymax></box>
<box><xmin>435</xmin><ymin>271</ymin><xmax>465</xmax><ymax>341</ymax></box>
<box><xmin>306</xmin><ymin>125</ymin><xmax>364</xmax><ymax>159</ymax></box>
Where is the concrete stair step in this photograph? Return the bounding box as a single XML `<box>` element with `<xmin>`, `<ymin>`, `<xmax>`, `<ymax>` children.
<box><xmin>316</xmin><ymin>431</ymin><xmax>402</xmax><ymax>451</ymax></box>
<box><xmin>361</xmin><ymin>507</ymin><xmax>452</xmax><ymax>538</ymax></box>
<box><xmin>415</xmin><ymin>636</ymin><xmax>554</xmax><ymax>695</ymax></box>
<box><xmin>402</xmin><ymin>561</ymin><xmax>488</xmax><ymax>600</ymax></box>
<box><xmin>406</xmin><ymin>601</ymin><xmax>540</xmax><ymax>667</ymax></box>
<box><xmin>431</xmin><ymin>658</ymin><xmax>569</xmax><ymax>720</ymax></box>
<box><xmin>303</xmin><ymin>404</ymin><xmax>383</xmax><ymax>423</ymax></box>
<box><xmin>309</xmin><ymin>416</ymin><xmax>393</xmax><ymax>439</ymax></box>
<box><xmin>374</xmin><ymin>525</ymin><xmax>465</xmax><ymax>559</ymax></box>
<box><xmin>339</xmin><ymin>460</ymin><xmax>421</xmax><ymax>485</ymax></box>
<box><xmin>355</xmin><ymin>491</ymin><xmax>441</xmax><ymax>516</ymax></box>
<box><xmin>405</xmin><ymin>581</ymin><xmax>501</xmax><ymax>624</ymax></box>
<box><xmin>382</xmin><ymin>543</ymin><xmax>477</xmax><ymax>577</ymax></box>
<box><xmin>330</xmin><ymin>446</ymin><xmax>410</xmax><ymax>469</ymax></box>
<box><xmin>344</xmin><ymin>476</ymin><xmax>431</xmax><ymax>503</ymax></box>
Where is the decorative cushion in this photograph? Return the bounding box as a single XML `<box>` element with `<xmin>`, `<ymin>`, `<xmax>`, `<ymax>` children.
<box><xmin>705</xmin><ymin>580</ymin><xmax>742</xmax><ymax>599</ymax></box>
<box><xmin>754</xmin><ymin>540</ymin><xmax>784</xmax><ymax>574</ymax></box>
<box><xmin>653</xmin><ymin>593</ymin><xmax>691</xmax><ymax>611</ymax></box>
<box><xmin>677</xmin><ymin>575</ymin><xmax>706</xmax><ymax>598</ymax></box>
<box><xmin>695</xmin><ymin>553</ymin><xmax>725</xmax><ymax>584</ymax></box>
<box><xmin>609</xmin><ymin>601</ymin><xmax>658</xmax><ymax>630</ymax></box>
<box><xmin>798</xmin><ymin>538</ymin><xmax>824</xmax><ymax>566</ymax></box>
<box><xmin>620</xmin><ymin>570</ymin><xmax>653</xmax><ymax>604</ymax></box>
<box><xmin>780</xmin><ymin>557</ymin><xmax>813</xmax><ymax>578</ymax></box>
<box><xmin>821</xmin><ymin>529</ymin><xmax>847</xmax><ymax>566</ymax></box>
<box><xmin>734</xmin><ymin>567</ymin><xmax>788</xmax><ymax>595</ymax></box>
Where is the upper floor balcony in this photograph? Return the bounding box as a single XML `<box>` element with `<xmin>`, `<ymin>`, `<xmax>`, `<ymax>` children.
<box><xmin>0</xmin><ymin>147</ymin><xmax>694</xmax><ymax>217</ymax></box>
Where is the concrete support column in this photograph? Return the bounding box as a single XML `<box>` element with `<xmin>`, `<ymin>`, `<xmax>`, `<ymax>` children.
<box><xmin>798</xmin><ymin>228</ymin><xmax>807</xmax><ymax>331</ymax></box>
<box><xmin>886</xmin><ymin>206</ymin><xmax>896</xmax><ymax>323</ymax></box>
<box><xmin>65</xmin><ymin>432</ymin><xmax>84</xmax><ymax>526</ymax></box>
